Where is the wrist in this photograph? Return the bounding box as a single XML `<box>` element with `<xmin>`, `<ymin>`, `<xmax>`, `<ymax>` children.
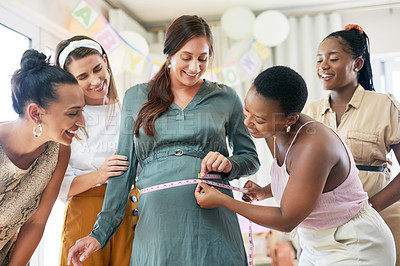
<box><xmin>218</xmin><ymin>193</ymin><xmax>232</xmax><ymax>208</ymax></box>
<box><xmin>368</xmin><ymin>200</ymin><xmax>380</xmax><ymax>212</ymax></box>
<box><xmin>96</xmin><ymin>170</ymin><xmax>107</xmax><ymax>184</ymax></box>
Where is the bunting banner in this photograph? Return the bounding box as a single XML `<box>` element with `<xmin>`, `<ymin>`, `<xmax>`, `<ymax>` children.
<box><xmin>69</xmin><ymin>0</ymin><xmax>272</xmax><ymax>84</ymax></box>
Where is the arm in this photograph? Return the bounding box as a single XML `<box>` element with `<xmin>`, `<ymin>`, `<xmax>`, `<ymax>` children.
<box><xmin>368</xmin><ymin>96</ymin><xmax>400</xmax><ymax>212</ymax></box>
<box><xmin>8</xmin><ymin>144</ymin><xmax>70</xmax><ymax>266</ymax></box>
<box><xmin>67</xmin><ymin>151</ymin><xmax>129</xmax><ymax>198</ymax></box>
<box><xmin>368</xmin><ymin>142</ymin><xmax>400</xmax><ymax>212</ymax></box>
<box><xmin>200</xmin><ymin>90</ymin><xmax>260</xmax><ymax>178</ymax></box>
<box><xmin>68</xmin><ymin>89</ymin><xmax>139</xmax><ymax>265</ymax></box>
<box><xmin>225</xmin><ymin>91</ymin><xmax>260</xmax><ymax>179</ymax></box>
<box><xmin>196</xmin><ymin>133</ymin><xmax>334</xmax><ymax>232</ymax></box>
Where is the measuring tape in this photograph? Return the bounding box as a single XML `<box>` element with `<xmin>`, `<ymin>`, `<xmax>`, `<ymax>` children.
<box><xmin>139</xmin><ymin>173</ymin><xmax>255</xmax><ymax>266</ymax></box>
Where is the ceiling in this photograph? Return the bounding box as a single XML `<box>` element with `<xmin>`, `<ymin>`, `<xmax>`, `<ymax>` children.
<box><xmin>104</xmin><ymin>0</ymin><xmax>397</xmax><ymax>30</ymax></box>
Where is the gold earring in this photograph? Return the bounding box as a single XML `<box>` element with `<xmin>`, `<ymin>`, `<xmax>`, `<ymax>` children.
<box><xmin>354</xmin><ymin>68</ymin><xmax>359</xmax><ymax>72</ymax></box>
<box><xmin>286</xmin><ymin>125</ymin><xmax>291</xmax><ymax>133</ymax></box>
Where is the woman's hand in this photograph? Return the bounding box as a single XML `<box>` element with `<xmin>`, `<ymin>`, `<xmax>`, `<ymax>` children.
<box><xmin>242</xmin><ymin>180</ymin><xmax>270</xmax><ymax>202</ymax></box>
<box><xmin>97</xmin><ymin>151</ymin><xmax>129</xmax><ymax>183</ymax></box>
<box><xmin>200</xmin><ymin>151</ymin><xmax>232</xmax><ymax>177</ymax></box>
<box><xmin>194</xmin><ymin>182</ymin><xmax>225</xmax><ymax>208</ymax></box>
<box><xmin>67</xmin><ymin>236</ymin><xmax>101</xmax><ymax>266</ymax></box>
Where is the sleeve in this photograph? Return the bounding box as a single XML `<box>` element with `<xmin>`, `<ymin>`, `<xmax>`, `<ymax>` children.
<box><xmin>90</xmin><ymin>88</ymin><xmax>139</xmax><ymax>248</ymax></box>
<box><xmin>386</xmin><ymin>93</ymin><xmax>400</xmax><ymax>146</ymax></box>
<box><xmin>57</xmin><ymin>164</ymin><xmax>75</xmax><ymax>203</ymax></box>
<box><xmin>224</xmin><ymin>88</ymin><xmax>260</xmax><ymax>180</ymax></box>
<box><xmin>302</xmin><ymin>102</ymin><xmax>313</xmax><ymax>117</ymax></box>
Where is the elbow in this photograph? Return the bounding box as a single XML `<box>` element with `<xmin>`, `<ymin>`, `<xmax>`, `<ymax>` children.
<box><xmin>247</xmin><ymin>156</ymin><xmax>261</xmax><ymax>175</ymax></box>
<box><xmin>273</xmin><ymin>217</ymin><xmax>300</xmax><ymax>232</ymax></box>
<box><xmin>279</xmin><ymin>224</ymin><xmax>297</xmax><ymax>233</ymax></box>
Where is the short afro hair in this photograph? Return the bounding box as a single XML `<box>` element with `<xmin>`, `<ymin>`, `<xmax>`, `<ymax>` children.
<box><xmin>254</xmin><ymin>66</ymin><xmax>308</xmax><ymax>116</ymax></box>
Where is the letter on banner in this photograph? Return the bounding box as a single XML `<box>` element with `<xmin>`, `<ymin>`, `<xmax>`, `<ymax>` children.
<box><xmin>149</xmin><ymin>63</ymin><xmax>162</xmax><ymax>80</ymax></box>
<box><xmin>93</xmin><ymin>25</ymin><xmax>121</xmax><ymax>53</ymax></box>
<box><xmin>222</xmin><ymin>66</ymin><xmax>240</xmax><ymax>87</ymax></box>
<box><xmin>123</xmin><ymin>48</ymin><xmax>145</xmax><ymax>76</ymax></box>
<box><xmin>238</xmin><ymin>50</ymin><xmax>262</xmax><ymax>77</ymax></box>
<box><xmin>71</xmin><ymin>0</ymin><xmax>99</xmax><ymax>30</ymax></box>
<box><xmin>252</xmin><ymin>41</ymin><xmax>272</xmax><ymax>60</ymax></box>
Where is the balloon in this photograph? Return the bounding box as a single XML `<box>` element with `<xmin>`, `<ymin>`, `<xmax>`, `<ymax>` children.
<box><xmin>119</xmin><ymin>30</ymin><xmax>149</xmax><ymax>56</ymax></box>
<box><xmin>221</xmin><ymin>6</ymin><xmax>255</xmax><ymax>41</ymax></box>
<box><xmin>253</xmin><ymin>10</ymin><xmax>290</xmax><ymax>47</ymax></box>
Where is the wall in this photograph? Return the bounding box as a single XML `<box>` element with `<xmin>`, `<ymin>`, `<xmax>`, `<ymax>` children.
<box><xmin>340</xmin><ymin>6</ymin><xmax>400</xmax><ymax>56</ymax></box>
<box><xmin>1</xmin><ymin>0</ymin><xmax>113</xmax><ymax>51</ymax></box>
<box><xmin>7</xmin><ymin>0</ymin><xmax>110</xmax><ymax>31</ymax></box>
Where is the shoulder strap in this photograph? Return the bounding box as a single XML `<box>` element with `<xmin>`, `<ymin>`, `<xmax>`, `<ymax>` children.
<box><xmin>283</xmin><ymin>121</ymin><xmax>317</xmax><ymax>163</ymax></box>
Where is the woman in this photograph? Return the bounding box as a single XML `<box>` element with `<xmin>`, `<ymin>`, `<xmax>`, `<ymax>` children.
<box><xmin>55</xmin><ymin>35</ymin><xmax>140</xmax><ymax>266</ymax></box>
<box><xmin>67</xmin><ymin>15</ymin><xmax>259</xmax><ymax>266</ymax></box>
<box><xmin>303</xmin><ymin>24</ymin><xmax>400</xmax><ymax>264</ymax></box>
<box><xmin>195</xmin><ymin>66</ymin><xmax>396</xmax><ymax>265</ymax></box>
<box><xmin>0</xmin><ymin>49</ymin><xmax>85</xmax><ymax>265</ymax></box>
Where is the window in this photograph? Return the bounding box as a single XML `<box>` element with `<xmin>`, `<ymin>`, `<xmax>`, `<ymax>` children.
<box><xmin>371</xmin><ymin>55</ymin><xmax>400</xmax><ymax>178</ymax></box>
<box><xmin>0</xmin><ymin>3</ymin><xmax>66</xmax><ymax>265</ymax></box>
<box><xmin>0</xmin><ymin>25</ymin><xmax>30</xmax><ymax>121</ymax></box>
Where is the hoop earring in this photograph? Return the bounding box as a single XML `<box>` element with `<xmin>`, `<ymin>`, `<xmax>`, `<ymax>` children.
<box><xmin>286</xmin><ymin>125</ymin><xmax>291</xmax><ymax>133</ymax></box>
<box><xmin>33</xmin><ymin>123</ymin><xmax>42</xmax><ymax>137</ymax></box>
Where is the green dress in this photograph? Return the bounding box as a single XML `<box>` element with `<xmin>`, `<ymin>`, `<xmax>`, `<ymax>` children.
<box><xmin>91</xmin><ymin>80</ymin><xmax>260</xmax><ymax>266</ymax></box>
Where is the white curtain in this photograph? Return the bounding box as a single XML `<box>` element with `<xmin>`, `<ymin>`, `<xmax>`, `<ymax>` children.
<box><xmin>226</xmin><ymin>12</ymin><xmax>343</xmax><ymax>193</ymax></box>
<box><xmin>275</xmin><ymin>12</ymin><xmax>342</xmax><ymax>102</ymax></box>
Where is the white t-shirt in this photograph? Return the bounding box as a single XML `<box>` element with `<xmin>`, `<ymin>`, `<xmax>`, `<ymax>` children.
<box><xmin>58</xmin><ymin>103</ymin><xmax>121</xmax><ymax>203</ymax></box>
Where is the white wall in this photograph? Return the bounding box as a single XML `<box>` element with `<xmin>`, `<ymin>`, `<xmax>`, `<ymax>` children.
<box><xmin>340</xmin><ymin>6</ymin><xmax>400</xmax><ymax>56</ymax></box>
<box><xmin>7</xmin><ymin>0</ymin><xmax>110</xmax><ymax>30</ymax></box>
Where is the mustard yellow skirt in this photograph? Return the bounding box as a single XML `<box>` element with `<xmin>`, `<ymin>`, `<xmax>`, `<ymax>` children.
<box><xmin>59</xmin><ymin>184</ymin><xmax>140</xmax><ymax>266</ymax></box>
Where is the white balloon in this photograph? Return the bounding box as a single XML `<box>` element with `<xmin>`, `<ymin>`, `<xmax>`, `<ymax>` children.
<box><xmin>119</xmin><ymin>30</ymin><xmax>149</xmax><ymax>56</ymax></box>
<box><xmin>221</xmin><ymin>6</ymin><xmax>255</xmax><ymax>41</ymax></box>
<box><xmin>253</xmin><ymin>10</ymin><xmax>290</xmax><ymax>47</ymax></box>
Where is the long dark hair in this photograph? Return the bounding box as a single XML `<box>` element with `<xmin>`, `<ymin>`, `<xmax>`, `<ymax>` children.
<box><xmin>134</xmin><ymin>15</ymin><xmax>214</xmax><ymax>137</ymax></box>
<box><xmin>324</xmin><ymin>25</ymin><xmax>374</xmax><ymax>91</ymax></box>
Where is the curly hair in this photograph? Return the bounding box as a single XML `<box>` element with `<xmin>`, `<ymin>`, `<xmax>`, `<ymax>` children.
<box><xmin>254</xmin><ymin>66</ymin><xmax>308</xmax><ymax>116</ymax></box>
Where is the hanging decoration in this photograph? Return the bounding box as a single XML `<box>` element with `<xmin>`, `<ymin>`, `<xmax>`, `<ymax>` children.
<box><xmin>253</xmin><ymin>10</ymin><xmax>290</xmax><ymax>47</ymax></box>
<box><xmin>69</xmin><ymin>0</ymin><xmax>273</xmax><ymax>85</ymax></box>
<box><xmin>220</xmin><ymin>6</ymin><xmax>255</xmax><ymax>41</ymax></box>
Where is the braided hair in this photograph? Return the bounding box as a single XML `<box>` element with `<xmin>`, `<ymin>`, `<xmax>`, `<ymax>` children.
<box><xmin>323</xmin><ymin>24</ymin><xmax>374</xmax><ymax>91</ymax></box>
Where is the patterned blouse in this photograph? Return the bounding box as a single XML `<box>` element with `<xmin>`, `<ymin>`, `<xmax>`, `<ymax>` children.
<box><xmin>0</xmin><ymin>141</ymin><xmax>59</xmax><ymax>264</ymax></box>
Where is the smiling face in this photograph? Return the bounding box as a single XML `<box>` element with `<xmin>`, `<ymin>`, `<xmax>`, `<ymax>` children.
<box><xmin>169</xmin><ymin>36</ymin><xmax>209</xmax><ymax>88</ymax></box>
<box><xmin>40</xmin><ymin>83</ymin><xmax>85</xmax><ymax>145</ymax></box>
<box><xmin>243</xmin><ymin>86</ymin><xmax>287</xmax><ymax>139</ymax></box>
<box><xmin>316</xmin><ymin>37</ymin><xmax>361</xmax><ymax>92</ymax></box>
<box><xmin>66</xmin><ymin>53</ymin><xmax>110</xmax><ymax>105</ymax></box>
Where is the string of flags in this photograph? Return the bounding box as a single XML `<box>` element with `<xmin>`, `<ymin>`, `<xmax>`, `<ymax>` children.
<box><xmin>69</xmin><ymin>0</ymin><xmax>272</xmax><ymax>87</ymax></box>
